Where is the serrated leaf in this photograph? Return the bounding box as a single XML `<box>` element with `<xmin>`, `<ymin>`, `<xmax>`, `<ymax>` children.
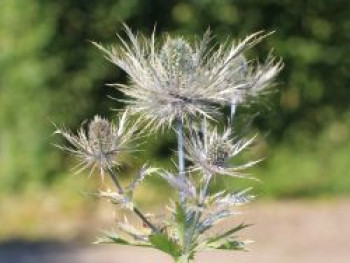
<box><xmin>149</xmin><ymin>233</ymin><xmax>181</xmax><ymax>259</ymax></box>
<box><xmin>207</xmin><ymin>223</ymin><xmax>251</xmax><ymax>244</ymax></box>
<box><xmin>94</xmin><ymin>234</ymin><xmax>130</xmax><ymax>245</ymax></box>
<box><xmin>95</xmin><ymin>233</ymin><xmax>150</xmax><ymax>247</ymax></box>
<box><xmin>213</xmin><ymin>240</ymin><xmax>246</xmax><ymax>250</ymax></box>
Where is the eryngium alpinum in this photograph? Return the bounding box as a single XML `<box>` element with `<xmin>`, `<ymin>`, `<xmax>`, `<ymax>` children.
<box><xmin>55</xmin><ymin>112</ymin><xmax>137</xmax><ymax>177</ymax></box>
<box><xmin>94</xmin><ymin>25</ymin><xmax>282</xmax><ymax>130</ymax></box>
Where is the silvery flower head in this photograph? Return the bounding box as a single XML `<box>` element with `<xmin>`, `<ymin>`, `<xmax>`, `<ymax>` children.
<box><xmin>55</xmin><ymin>112</ymin><xmax>137</xmax><ymax>178</ymax></box>
<box><xmin>227</xmin><ymin>54</ymin><xmax>283</xmax><ymax>110</ymax></box>
<box><xmin>185</xmin><ymin>125</ymin><xmax>260</xmax><ymax>178</ymax></box>
<box><xmin>94</xmin><ymin>25</ymin><xmax>282</xmax><ymax>130</ymax></box>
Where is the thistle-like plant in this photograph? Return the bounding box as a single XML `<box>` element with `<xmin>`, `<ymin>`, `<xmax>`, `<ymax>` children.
<box><xmin>94</xmin><ymin>26</ymin><xmax>281</xmax><ymax>130</ymax></box>
<box><xmin>57</xmin><ymin>25</ymin><xmax>282</xmax><ymax>263</ymax></box>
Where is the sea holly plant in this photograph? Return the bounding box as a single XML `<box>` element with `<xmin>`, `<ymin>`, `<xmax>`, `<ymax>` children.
<box><xmin>56</xmin><ymin>25</ymin><xmax>282</xmax><ymax>263</ymax></box>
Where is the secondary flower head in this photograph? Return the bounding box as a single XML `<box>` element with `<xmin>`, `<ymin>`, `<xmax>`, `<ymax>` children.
<box><xmin>184</xmin><ymin>125</ymin><xmax>260</xmax><ymax>178</ymax></box>
<box><xmin>55</xmin><ymin>112</ymin><xmax>137</xmax><ymax>177</ymax></box>
<box><xmin>228</xmin><ymin>54</ymin><xmax>283</xmax><ymax>108</ymax></box>
<box><xmin>94</xmin><ymin>25</ymin><xmax>282</xmax><ymax>130</ymax></box>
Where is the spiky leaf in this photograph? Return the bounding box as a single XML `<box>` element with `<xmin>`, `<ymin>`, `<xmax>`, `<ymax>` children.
<box><xmin>94</xmin><ymin>233</ymin><xmax>130</xmax><ymax>245</ymax></box>
<box><xmin>95</xmin><ymin>232</ymin><xmax>150</xmax><ymax>247</ymax></box>
<box><xmin>208</xmin><ymin>239</ymin><xmax>246</xmax><ymax>250</ymax></box>
<box><xmin>149</xmin><ymin>233</ymin><xmax>181</xmax><ymax>259</ymax></box>
<box><xmin>207</xmin><ymin>223</ymin><xmax>251</xmax><ymax>244</ymax></box>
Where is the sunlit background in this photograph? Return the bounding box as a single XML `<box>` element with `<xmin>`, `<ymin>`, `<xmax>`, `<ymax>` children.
<box><xmin>0</xmin><ymin>0</ymin><xmax>349</xmax><ymax>262</ymax></box>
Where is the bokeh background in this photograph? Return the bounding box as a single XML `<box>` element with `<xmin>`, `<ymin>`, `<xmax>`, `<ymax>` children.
<box><xmin>0</xmin><ymin>0</ymin><xmax>349</xmax><ymax>262</ymax></box>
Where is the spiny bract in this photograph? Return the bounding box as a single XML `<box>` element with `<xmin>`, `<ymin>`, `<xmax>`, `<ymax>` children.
<box><xmin>184</xmin><ymin>124</ymin><xmax>260</xmax><ymax>178</ymax></box>
<box><xmin>55</xmin><ymin>112</ymin><xmax>138</xmax><ymax>177</ymax></box>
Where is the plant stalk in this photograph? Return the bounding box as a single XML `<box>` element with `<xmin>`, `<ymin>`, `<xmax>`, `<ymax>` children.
<box><xmin>177</xmin><ymin>116</ymin><xmax>186</xmax><ymax>204</ymax></box>
<box><xmin>106</xmin><ymin>165</ymin><xmax>158</xmax><ymax>232</ymax></box>
<box><xmin>201</xmin><ymin>116</ymin><xmax>207</xmax><ymax>152</ymax></box>
<box><xmin>175</xmin><ymin>255</ymin><xmax>190</xmax><ymax>263</ymax></box>
<box><xmin>106</xmin><ymin>165</ymin><xmax>124</xmax><ymax>193</ymax></box>
<box><xmin>184</xmin><ymin>118</ymin><xmax>213</xmax><ymax>253</ymax></box>
<box><xmin>230</xmin><ymin>103</ymin><xmax>236</xmax><ymax>123</ymax></box>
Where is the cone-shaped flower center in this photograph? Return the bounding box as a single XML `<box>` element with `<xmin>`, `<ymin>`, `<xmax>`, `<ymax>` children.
<box><xmin>207</xmin><ymin>142</ymin><xmax>230</xmax><ymax>167</ymax></box>
<box><xmin>88</xmin><ymin>116</ymin><xmax>114</xmax><ymax>156</ymax></box>
<box><xmin>160</xmin><ymin>37</ymin><xmax>195</xmax><ymax>76</ymax></box>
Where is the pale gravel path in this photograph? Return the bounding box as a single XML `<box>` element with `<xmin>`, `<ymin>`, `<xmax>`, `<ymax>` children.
<box><xmin>1</xmin><ymin>200</ymin><xmax>349</xmax><ymax>263</ymax></box>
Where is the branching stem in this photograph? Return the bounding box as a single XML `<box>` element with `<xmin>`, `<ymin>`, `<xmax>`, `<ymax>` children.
<box><xmin>184</xmin><ymin>117</ymin><xmax>214</xmax><ymax>253</ymax></box>
<box><xmin>106</xmin><ymin>165</ymin><xmax>159</xmax><ymax>233</ymax></box>
<box><xmin>106</xmin><ymin>165</ymin><xmax>124</xmax><ymax>194</ymax></box>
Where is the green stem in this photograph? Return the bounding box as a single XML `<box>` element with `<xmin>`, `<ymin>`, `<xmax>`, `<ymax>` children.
<box><xmin>106</xmin><ymin>165</ymin><xmax>159</xmax><ymax>233</ymax></box>
<box><xmin>176</xmin><ymin>255</ymin><xmax>190</xmax><ymax>263</ymax></box>
<box><xmin>106</xmin><ymin>165</ymin><xmax>124</xmax><ymax>193</ymax></box>
<box><xmin>133</xmin><ymin>207</ymin><xmax>158</xmax><ymax>232</ymax></box>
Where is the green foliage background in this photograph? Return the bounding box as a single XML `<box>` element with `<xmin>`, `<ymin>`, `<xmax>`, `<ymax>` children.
<box><xmin>1</xmin><ymin>0</ymin><xmax>349</xmax><ymax>200</ymax></box>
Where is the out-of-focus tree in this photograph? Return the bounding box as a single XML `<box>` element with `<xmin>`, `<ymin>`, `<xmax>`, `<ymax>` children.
<box><xmin>0</xmin><ymin>0</ymin><xmax>349</xmax><ymax>196</ymax></box>
<box><xmin>0</xmin><ymin>0</ymin><xmax>56</xmax><ymax>190</ymax></box>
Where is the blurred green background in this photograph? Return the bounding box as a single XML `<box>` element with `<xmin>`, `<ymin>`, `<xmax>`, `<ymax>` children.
<box><xmin>0</xmin><ymin>0</ymin><xmax>349</xmax><ymax>241</ymax></box>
